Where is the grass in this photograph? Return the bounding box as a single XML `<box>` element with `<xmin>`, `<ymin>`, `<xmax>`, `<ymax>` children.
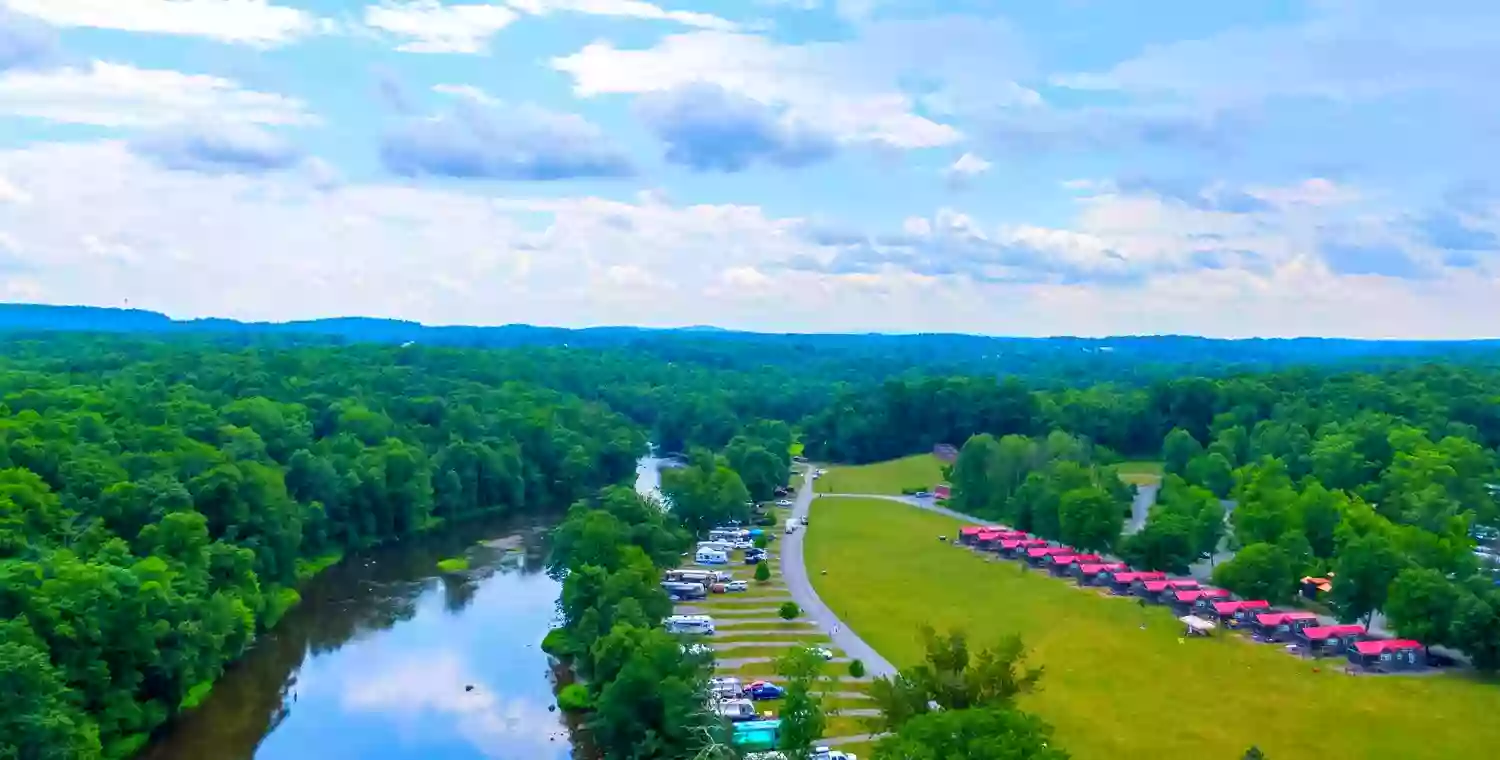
<box><xmin>816</xmin><ymin>454</ymin><xmax>945</xmax><ymax>495</ymax></box>
<box><xmin>1114</xmin><ymin>460</ymin><xmax>1165</xmax><ymax>486</ymax></box>
<box><xmin>716</xmin><ymin>645</ymin><xmax>842</xmax><ymax>660</ymax></box>
<box><xmin>436</xmin><ymin>556</ymin><xmax>470</xmax><ymax>573</ymax></box>
<box><xmin>806</xmin><ymin>496</ymin><xmax>1500</xmax><ymax>760</ymax></box>
<box><xmin>294</xmin><ymin>550</ymin><xmax>345</xmax><ymax>582</ymax></box>
<box><xmin>822</xmin><ymin>715</ymin><xmax>872</xmax><ymax>738</ymax></box>
<box><xmin>715</xmin><ymin>632</ymin><xmax>828</xmax><ymax>645</ymax></box>
<box><xmin>834</xmin><ymin>740</ymin><xmax>877</xmax><ymax>757</ymax></box>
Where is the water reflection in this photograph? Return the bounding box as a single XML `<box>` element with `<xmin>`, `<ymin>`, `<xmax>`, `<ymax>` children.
<box><xmin>138</xmin><ymin>517</ymin><xmax>572</xmax><ymax>760</ymax></box>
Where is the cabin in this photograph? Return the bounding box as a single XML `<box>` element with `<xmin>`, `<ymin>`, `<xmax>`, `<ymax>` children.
<box><xmin>1348</xmin><ymin>639</ymin><xmax>1426</xmax><ymax>671</ymax></box>
<box><xmin>974</xmin><ymin>531</ymin><xmax>1008</xmax><ymax>551</ymax></box>
<box><xmin>1073</xmin><ymin>562</ymin><xmax>1129</xmax><ymax>586</ymax></box>
<box><xmin>934</xmin><ymin>483</ymin><xmax>952</xmax><ymax>500</ymax></box>
<box><xmin>1108</xmin><ymin>571</ymin><xmax>1167</xmax><ymax>595</ymax></box>
<box><xmin>1300</xmin><ymin>575</ymin><xmax>1334</xmax><ymax>600</ymax></box>
<box><xmin>1170</xmin><ymin>588</ymin><xmax>1233</xmax><ymax>615</ymax></box>
<box><xmin>1209</xmin><ymin>600</ymin><xmax>1271</xmax><ymax>627</ymax></box>
<box><xmin>1047</xmin><ymin>553</ymin><xmax>1102</xmax><ymax>576</ymax></box>
<box><xmin>1026</xmin><ymin>546</ymin><xmax>1075</xmax><ymax>567</ymax></box>
<box><xmin>1251</xmin><ymin>611</ymin><xmax>1320</xmax><ymax>642</ymax></box>
<box><xmin>957</xmin><ymin>526</ymin><xmax>985</xmax><ymax>546</ymax></box>
<box><xmin>1137</xmin><ymin>579</ymin><xmax>1200</xmax><ymax>603</ymax></box>
<box><xmin>1001</xmin><ymin>538</ymin><xmax>1049</xmax><ymax>559</ymax></box>
<box><xmin>1296</xmin><ymin>624</ymin><xmax>1366</xmax><ymax>656</ymax></box>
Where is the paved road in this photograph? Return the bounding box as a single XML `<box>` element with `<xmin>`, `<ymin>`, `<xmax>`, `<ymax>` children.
<box><xmin>780</xmin><ymin>476</ymin><xmax>898</xmax><ymax>679</ymax></box>
<box><xmin>1126</xmin><ymin>483</ymin><xmax>1160</xmax><ymax>535</ymax></box>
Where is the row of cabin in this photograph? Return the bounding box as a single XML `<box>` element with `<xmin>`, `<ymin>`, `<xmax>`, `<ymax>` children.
<box><xmin>954</xmin><ymin>523</ymin><xmax>1428</xmax><ymax>671</ymax></box>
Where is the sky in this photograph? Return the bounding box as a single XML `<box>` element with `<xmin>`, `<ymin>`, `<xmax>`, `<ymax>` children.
<box><xmin>0</xmin><ymin>0</ymin><xmax>1498</xmax><ymax>338</ymax></box>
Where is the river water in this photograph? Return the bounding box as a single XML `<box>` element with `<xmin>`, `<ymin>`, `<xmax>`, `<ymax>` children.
<box><xmin>137</xmin><ymin>515</ymin><xmax>574</xmax><ymax>760</ymax></box>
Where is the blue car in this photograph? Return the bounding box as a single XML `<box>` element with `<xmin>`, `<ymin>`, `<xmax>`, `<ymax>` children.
<box><xmin>744</xmin><ymin>682</ymin><xmax>784</xmax><ymax>700</ymax></box>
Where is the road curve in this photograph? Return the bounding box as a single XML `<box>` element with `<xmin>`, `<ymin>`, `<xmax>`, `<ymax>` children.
<box><xmin>780</xmin><ymin>477</ymin><xmax>899</xmax><ymax>679</ymax></box>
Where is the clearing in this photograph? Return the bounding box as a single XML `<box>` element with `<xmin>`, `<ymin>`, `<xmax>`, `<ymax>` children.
<box><xmin>1114</xmin><ymin>460</ymin><xmax>1165</xmax><ymax>487</ymax></box>
<box><xmin>804</xmin><ymin>495</ymin><xmax>1500</xmax><ymax>760</ymax></box>
<box><xmin>816</xmin><ymin>454</ymin><xmax>946</xmax><ymax>495</ymax></box>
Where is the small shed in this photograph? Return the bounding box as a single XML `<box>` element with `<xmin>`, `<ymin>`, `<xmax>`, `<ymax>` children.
<box><xmin>1108</xmin><ymin>571</ymin><xmax>1166</xmax><ymax>595</ymax></box>
<box><xmin>1026</xmin><ymin>546</ymin><xmax>1075</xmax><ymax>567</ymax></box>
<box><xmin>1252</xmin><ymin>611</ymin><xmax>1321</xmax><ymax>642</ymax></box>
<box><xmin>934</xmin><ymin>483</ymin><xmax>952</xmax><ymax>499</ymax></box>
<box><xmin>1300</xmin><ymin>575</ymin><xmax>1334</xmax><ymax>600</ymax></box>
<box><xmin>1209</xmin><ymin>600</ymin><xmax>1271</xmax><ymax>627</ymax></box>
<box><xmin>1170</xmin><ymin>588</ymin><xmax>1232</xmax><ymax>615</ymax></box>
<box><xmin>1296</xmin><ymin>624</ymin><xmax>1366</xmax><ymax>656</ymax></box>
<box><xmin>1048</xmin><ymin>553</ymin><xmax>1102</xmax><ymax>576</ymax></box>
<box><xmin>1138</xmin><ymin>578</ymin><xmax>1200</xmax><ymax>603</ymax></box>
<box><xmin>1347</xmin><ymin>639</ymin><xmax>1427</xmax><ymax>671</ymax></box>
<box><xmin>1074</xmin><ymin>562</ymin><xmax>1129</xmax><ymax>586</ymax></box>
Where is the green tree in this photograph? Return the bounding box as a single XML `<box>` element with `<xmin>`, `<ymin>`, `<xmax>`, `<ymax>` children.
<box><xmin>1212</xmin><ymin>543</ymin><xmax>1295</xmax><ymax>604</ymax></box>
<box><xmin>780</xmin><ymin>601</ymin><xmax>801</xmax><ymax>620</ymax></box>
<box><xmin>1119</xmin><ymin>511</ymin><xmax>1197</xmax><ymax>574</ymax></box>
<box><xmin>754</xmin><ymin>561</ymin><xmax>772</xmax><ymax>583</ymax></box>
<box><xmin>1057</xmin><ymin>486</ymin><xmax>1123</xmax><ymax>554</ymax></box>
<box><xmin>776</xmin><ymin>647</ymin><xmax>833</xmax><ymax>760</ymax></box>
<box><xmin>1331</xmin><ymin>533</ymin><xmax>1405</xmax><ymax>626</ymax></box>
<box><xmin>1384</xmin><ymin>567</ymin><xmax>1460</xmax><ymax>653</ymax></box>
<box><xmin>868</xmin><ymin>627</ymin><xmax>1042</xmax><ymax>734</ymax></box>
<box><xmin>1186</xmin><ymin>452</ymin><xmax>1235</xmax><ymax>498</ymax></box>
<box><xmin>1162</xmin><ymin>428</ymin><xmax>1204</xmax><ymax>477</ymax></box>
<box><xmin>872</xmin><ymin>706</ymin><xmax>1069</xmax><ymax>760</ymax></box>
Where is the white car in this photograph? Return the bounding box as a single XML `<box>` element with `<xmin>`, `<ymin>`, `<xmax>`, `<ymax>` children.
<box><xmin>809</xmin><ymin>646</ymin><xmax>835</xmax><ymax>660</ymax></box>
<box><xmin>776</xmin><ymin>499</ymin><xmax>794</xmax><ymax>507</ymax></box>
<box><xmin>733</xmin><ymin>540</ymin><xmax>755</xmax><ymax>550</ymax></box>
<box><xmin>785</xmin><ymin>524</ymin><xmax>797</xmax><ymax>535</ymax></box>
<box><xmin>726</xmin><ymin>580</ymin><xmax>749</xmax><ymax>592</ymax></box>
<box><xmin>800</xmin><ymin>516</ymin><xmax>809</xmax><ymax>526</ymax></box>
<box><xmin>681</xmin><ymin>643</ymin><xmax>713</xmax><ymax>657</ymax></box>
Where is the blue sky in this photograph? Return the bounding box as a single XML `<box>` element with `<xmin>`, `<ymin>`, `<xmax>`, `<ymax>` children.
<box><xmin>0</xmin><ymin>0</ymin><xmax>1497</xmax><ymax>337</ymax></box>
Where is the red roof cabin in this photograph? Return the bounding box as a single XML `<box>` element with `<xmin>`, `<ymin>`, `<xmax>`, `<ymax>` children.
<box><xmin>1296</xmin><ymin>624</ymin><xmax>1366</xmax><ymax>656</ymax></box>
<box><xmin>1209</xmin><ymin>600</ymin><xmax>1271</xmax><ymax>627</ymax></box>
<box><xmin>1073</xmin><ymin>562</ymin><xmax>1129</xmax><ymax>586</ymax></box>
<box><xmin>1347</xmin><ymin>639</ymin><xmax>1426</xmax><ymax>671</ymax></box>
<box><xmin>1107</xmin><ymin>571</ymin><xmax>1166</xmax><ymax>595</ymax></box>
<box><xmin>1025</xmin><ymin>546</ymin><xmax>1075</xmax><ymax>567</ymax></box>
<box><xmin>1252</xmin><ymin>611</ymin><xmax>1321</xmax><ymax>642</ymax></box>
<box><xmin>973</xmin><ymin>528</ymin><xmax>1021</xmax><ymax>551</ymax></box>
<box><xmin>957</xmin><ymin>526</ymin><xmax>985</xmax><ymax>546</ymax></box>
<box><xmin>1001</xmin><ymin>538</ymin><xmax>1049</xmax><ymax>559</ymax></box>
<box><xmin>1048</xmin><ymin>553</ymin><xmax>1102</xmax><ymax>576</ymax></box>
<box><xmin>1170</xmin><ymin>588</ymin><xmax>1233</xmax><ymax>615</ymax></box>
<box><xmin>933</xmin><ymin>483</ymin><xmax>952</xmax><ymax>500</ymax></box>
<box><xmin>1135</xmin><ymin>578</ymin><xmax>1200</xmax><ymax>603</ymax></box>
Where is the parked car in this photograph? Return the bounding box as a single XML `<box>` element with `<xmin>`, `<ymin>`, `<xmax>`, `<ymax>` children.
<box><xmin>785</xmin><ymin>524</ymin><xmax>797</xmax><ymax>535</ymax></box>
<box><xmin>733</xmin><ymin>540</ymin><xmax>755</xmax><ymax>550</ymax></box>
<box><xmin>914</xmin><ymin>491</ymin><xmax>932</xmax><ymax>498</ymax></box>
<box><xmin>776</xmin><ymin>499</ymin><xmax>794</xmax><ymax>507</ymax></box>
<box><xmin>727</xmin><ymin>580</ymin><xmax>749</xmax><ymax>592</ymax></box>
<box><xmin>743</xmin><ymin>681</ymin><xmax>784</xmax><ymax>700</ymax></box>
<box><xmin>711</xmin><ymin>583</ymin><xmax>728</xmax><ymax>593</ymax></box>
<box><xmin>809</xmin><ymin>646</ymin><xmax>835</xmax><ymax>660</ymax></box>
<box><xmin>800</xmin><ymin>516</ymin><xmax>809</xmax><ymax>526</ymax></box>
<box><xmin>745</xmin><ymin>554</ymin><xmax>765</xmax><ymax>565</ymax></box>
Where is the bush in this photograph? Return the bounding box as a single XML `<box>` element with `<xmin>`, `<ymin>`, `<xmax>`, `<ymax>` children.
<box><xmin>848</xmin><ymin>659</ymin><xmax>866</xmax><ymax>678</ymax></box>
<box><xmin>436</xmin><ymin>556</ymin><xmax>470</xmax><ymax>573</ymax></box>
<box><xmin>541</xmin><ymin>628</ymin><xmax>573</xmax><ymax>658</ymax></box>
<box><xmin>755</xmin><ymin>561</ymin><xmax>772</xmax><ymax>583</ymax></box>
<box><xmin>779</xmin><ymin>601</ymin><xmax>801</xmax><ymax>620</ymax></box>
<box><xmin>557</xmin><ymin>683</ymin><xmax>593</xmax><ymax>713</ymax></box>
<box><xmin>754</xmin><ymin>535</ymin><xmax>769</xmax><ymax>549</ymax></box>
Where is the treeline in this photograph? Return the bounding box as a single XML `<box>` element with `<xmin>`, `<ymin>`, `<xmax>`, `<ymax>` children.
<box><xmin>948</xmin><ymin>432</ymin><xmax>1134</xmax><ymax>554</ymax></box>
<box><xmin>805</xmin><ymin>367</ymin><xmax>1500</xmax><ymax>466</ymax></box>
<box><xmin>544</xmin><ymin>487</ymin><xmax>722</xmax><ymax>758</ymax></box>
<box><xmin>0</xmin><ymin>342</ymin><xmax>643</xmax><ymax>759</ymax></box>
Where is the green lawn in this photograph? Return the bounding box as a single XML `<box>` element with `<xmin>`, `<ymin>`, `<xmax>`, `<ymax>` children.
<box><xmin>1114</xmin><ymin>460</ymin><xmax>1165</xmax><ymax>487</ymax></box>
<box><xmin>817</xmin><ymin>454</ymin><xmax>946</xmax><ymax>495</ymax></box>
<box><xmin>806</xmin><ymin>496</ymin><xmax>1500</xmax><ymax>760</ymax></box>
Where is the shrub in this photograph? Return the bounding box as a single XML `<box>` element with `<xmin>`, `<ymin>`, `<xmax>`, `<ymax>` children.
<box><xmin>541</xmin><ymin>628</ymin><xmax>573</xmax><ymax>658</ymax></box>
<box><xmin>848</xmin><ymin>659</ymin><xmax>866</xmax><ymax>678</ymax></box>
<box><xmin>754</xmin><ymin>535</ymin><xmax>769</xmax><ymax>549</ymax></box>
<box><xmin>755</xmin><ymin>562</ymin><xmax>772</xmax><ymax>583</ymax></box>
<box><xmin>557</xmin><ymin>683</ymin><xmax>593</xmax><ymax>713</ymax></box>
<box><xmin>436</xmin><ymin>556</ymin><xmax>470</xmax><ymax>573</ymax></box>
<box><xmin>779</xmin><ymin>601</ymin><xmax>801</xmax><ymax>620</ymax></box>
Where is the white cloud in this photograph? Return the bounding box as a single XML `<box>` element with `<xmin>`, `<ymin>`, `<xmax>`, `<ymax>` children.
<box><xmin>0</xmin><ymin>61</ymin><xmax>315</xmax><ymax>127</ymax></box>
<box><xmin>945</xmin><ymin>152</ymin><xmax>991</xmax><ymax>182</ymax></box>
<box><xmin>3</xmin><ymin>140</ymin><xmax>1498</xmax><ymax>338</ymax></box>
<box><xmin>5</xmin><ymin>0</ymin><xmax>323</xmax><ymax>47</ymax></box>
<box><xmin>507</xmin><ymin>0</ymin><xmax>733</xmax><ymax>30</ymax></box>
<box><xmin>365</xmin><ymin>0</ymin><xmax>733</xmax><ymax>54</ymax></box>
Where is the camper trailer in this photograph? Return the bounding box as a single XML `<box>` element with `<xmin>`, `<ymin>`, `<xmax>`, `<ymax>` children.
<box><xmin>696</xmin><ymin>548</ymin><xmax>730</xmax><ymax>565</ymax></box>
<box><xmin>664</xmin><ymin>615</ymin><xmax>716</xmax><ymax>635</ymax></box>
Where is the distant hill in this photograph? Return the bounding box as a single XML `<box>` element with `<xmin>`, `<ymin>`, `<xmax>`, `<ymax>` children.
<box><xmin>1</xmin><ymin>304</ymin><xmax>1497</xmax><ymax>376</ymax></box>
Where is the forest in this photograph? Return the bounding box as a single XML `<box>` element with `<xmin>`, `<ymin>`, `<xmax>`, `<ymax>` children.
<box><xmin>4</xmin><ymin>326</ymin><xmax>1500</xmax><ymax>759</ymax></box>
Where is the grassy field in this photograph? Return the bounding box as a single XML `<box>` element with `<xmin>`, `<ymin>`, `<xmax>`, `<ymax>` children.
<box><xmin>817</xmin><ymin>454</ymin><xmax>946</xmax><ymax>495</ymax></box>
<box><xmin>805</xmin><ymin>496</ymin><xmax>1500</xmax><ymax>760</ymax></box>
<box><xmin>1114</xmin><ymin>460</ymin><xmax>1165</xmax><ymax>486</ymax></box>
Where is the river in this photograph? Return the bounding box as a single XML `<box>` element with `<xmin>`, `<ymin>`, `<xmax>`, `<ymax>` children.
<box><xmin>137</xmin><ymin>515</ymin><xmax>575</xmax><ymax>760</ymax></box>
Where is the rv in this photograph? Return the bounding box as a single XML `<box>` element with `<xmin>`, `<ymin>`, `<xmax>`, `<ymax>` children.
<box><xmin>716</xmin><ymin>699</ymin><xmax>760</xmax><ymax>722</ymax></box>
<box><xmin>662</xmin><ymin>581</ymin><xmax>707</xmax><ymax>601</ymax></box>
<box><xmin>665</xmin><ymin>615</ymin><xmax>717</xmax><ymax>635</ymax></box>
<box><xmin>696</xmin><ymin>548</ymin><xmax>730</xmax><ymax>565</ymax></box>
<box><xmin>710</xmin><ymin>528</ymin><xmax>750</xmax><ymax>542</ymax></box>
<box><xmin>665</xmin><ymin>569</ymin><xmax>717</xmax><ymax>586</ymax></box>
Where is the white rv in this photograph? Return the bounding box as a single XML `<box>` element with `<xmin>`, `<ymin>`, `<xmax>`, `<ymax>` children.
<box><xmin>695</xmin><ymin>548</ymin><xmax>729</xmax><ymax>565</ymax></box>
<box><xmin>697</xmin><ymin>540</ymin><xmax>735</xmax><ymax>553</ymax></box>
<box><xmin>664</xmin><ymin>614</ymin><xmax>716</xmax><ymax>635</ymax></box>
